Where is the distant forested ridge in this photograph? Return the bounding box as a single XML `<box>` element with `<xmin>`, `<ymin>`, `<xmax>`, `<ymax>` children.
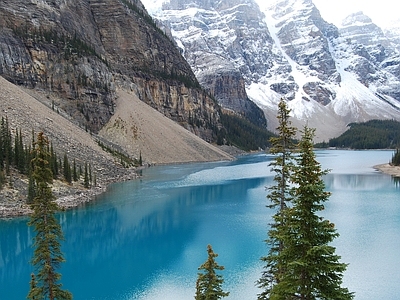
<box><xmin>220</xmin><ymin>113</ymin><xmax>275</xmax><ymax>151</ymax></box>
<box><xmin>327</xmin><ymin>120</ymin><xmax>400</xmax><ymax>149</ymax></box>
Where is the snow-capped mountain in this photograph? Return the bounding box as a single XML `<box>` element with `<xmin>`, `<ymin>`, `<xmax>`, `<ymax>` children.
<box><xmin>384</xmin><ymin>20</ymin><xmax>400</xmax><ymax>52</ymax></box>
<box><xmin>142</xmin><ymin>0</ymin><xmax>400</xmax><ymax>141</ymax></box>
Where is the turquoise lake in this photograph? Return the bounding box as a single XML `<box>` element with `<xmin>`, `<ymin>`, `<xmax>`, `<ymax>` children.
<box><xmin>1</xmin><ymin>150</ymin><xmax>400</xmax><ymax>299</ymax></box>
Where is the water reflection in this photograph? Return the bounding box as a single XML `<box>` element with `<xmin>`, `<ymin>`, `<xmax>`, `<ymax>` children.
<box><xmin>324</xmin><ymin>173</ymin><xmax>393</xmax><ymax>190</ymax></box>
<box><xmin>1</xmin><ymin>151</ymin><xmax>399</xmax><ymax>300</ymax></box>
<box><xmin>0</xmin><ymin>175</ymin><xmax>268</xmax><ymax>300</ymax></box>
<box><xmin>392</xmin><ymin>176</ymin><xmax>400</xmax><ymax>188</ymax></box>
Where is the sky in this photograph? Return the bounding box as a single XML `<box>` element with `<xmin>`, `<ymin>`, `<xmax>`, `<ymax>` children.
<box><xmin>308</xmin><ymin>0</ymin><xmax>398</xmax><ymax>28</ymax></box>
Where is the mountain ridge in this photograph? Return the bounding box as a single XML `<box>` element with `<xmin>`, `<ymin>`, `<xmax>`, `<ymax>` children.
<box><xmin>143</xmin><ymin>0</ymin><xmax>400</xmax><ymax>142</ymax></box>
<box><xmin>0</xmin><ymin>75</ymin><xmax>232</xmax><ymax>217</ymax></box>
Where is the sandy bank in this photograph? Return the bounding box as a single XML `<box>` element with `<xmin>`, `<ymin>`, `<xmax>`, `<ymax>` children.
<box><xmin>374</xmin><ymin>163</ymin><xmax>400</xmax><ymax>177</ymax></box>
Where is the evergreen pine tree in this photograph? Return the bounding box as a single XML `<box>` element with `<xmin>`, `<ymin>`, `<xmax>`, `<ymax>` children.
<box><xmin>27</xmin><ymin>174</ymin><xmax>36</xmax><ymax>204</ymax></box>
<box><xmin>19</xmin><ymin>129</ymin><xmax>26</xmax><ymax>173</ymax></box>
<box><xmin>27</xmin><ymin>132</ymin><xmax>72</xmax><ymax>300</ymax></box>
<box><xmin>0</xmin><ymin>117</ymin><xmax>3</xmax><ymax>170</ymax></box>
<box><xmin>14</xmin><ymin>128</ymin><xmax>25</xmax><ymax>173</ymax></box>
<box><xmin>0</xmin><ymin>169</ymin><xmax>5</xmax><ymax>190</ymax></box>
<box><xmin>50</xmin><ymin>142</ymin><xmax>56</xmax><ymax>179</ymax></box>
<box><xmin>84</xmin><ymin>162</ymin><xmax>89</xmax><ymax>188</ymax></box>
<box><xmin>195</xmin><ymin>244</ymin><xmax>229</xmax><ymax>300</ymax></box>
<box><xmin>391</xmin><ymin>149</ymin><xmax>400</xmax><ymax>166</ymax></box>
<box><xmin>257</xmin><ymin>99</ymin><xmax>297</xmax><ymax>299</ymax></box>
<box><xmin>27</xmin><ymin>273</ymin><xmax>40</xmax><ymax>300</ymax></box>
<box><xmin>89</xmin><ymin>163</ymin><xmax>92</xmax><ymax>184</ymax></box>
<box><xmin>73</xmin><ymin>159</ymin><xmax>78</xmax><ymax>182</ymax></box>
<box><xmin>1</xmin><ymin>116</ymin><xmax>12</xmax><ymax>175</ymax></box>
<box><xmin>270</xmin><ymin>126</ymin><xmax>353</xmax><ymax>299</ymax></box>
<box><xmin>63</xmin><ymin>153</ymin><xmax>72</xmax><ymax>184</ymax></box>
<box><xmin>14</xmin><ymin>128</ymin><xmax>19</xmax><ymax>169</ymax></box>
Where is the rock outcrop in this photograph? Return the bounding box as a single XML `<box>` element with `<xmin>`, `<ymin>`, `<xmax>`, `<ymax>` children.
<box><xmin>152</xmin><ymin>0</ymin><xmax>269</xmax><ymax>126</ymax></box>
<box><xmin>339</xmin><ymin>12</ymin><xmax>400</xmax><ymax>100</ymax></box>
<box><xmin>0</xmin><ymin>0</ymin><xmax>221</xmax><ymax>141</ymax></box>
<box><xmin>144</xmin><ymin>0</ymin><xmax>400</xmax><ymax>141</ymax></box>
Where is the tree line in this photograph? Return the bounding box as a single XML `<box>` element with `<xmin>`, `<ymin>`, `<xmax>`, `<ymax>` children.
<box><xmin>0</xmin><ymin>116</ymin><xmax>94</xmax><ymax>192</ymax></box>
<box><xmin>326</xmin><ymin>119</ymin><xmax>400</xmax><ymax>149</ymax></box>
<box><xmin>220</xmin><ymin>113</ymin><xmax>275</xmax><ymax>151</ymax></box>
<box><xmin>391</xmin><ymin>148</ymin><xmax>400</xmax><ymax>166</ymax></box>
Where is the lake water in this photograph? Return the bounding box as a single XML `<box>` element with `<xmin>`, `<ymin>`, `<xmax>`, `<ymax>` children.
<box><xmin>1</xmin><ymin>150</ymin><xmax>400</xmax><ymax>299</ymax></box>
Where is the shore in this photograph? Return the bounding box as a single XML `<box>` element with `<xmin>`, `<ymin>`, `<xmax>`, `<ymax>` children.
<box><xmin>374</xmin><ymin>163</ymin><xmax>400</xmax><ymax>177</ymax></box>
<box><xmin>0</xmin><ymin>169</ymin><xmax>138</xmax><ymax>219</ymax></box>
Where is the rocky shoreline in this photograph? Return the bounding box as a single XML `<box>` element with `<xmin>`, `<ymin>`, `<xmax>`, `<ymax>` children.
<box><xmin>0</xmin><ymin>169</ymin><xmax>138</xmax><ymax>219</ymax></box>
<box><xmin>2</xmin><ymin>161</ymin><xmax>397</xmax><ymax>219</ymax></box>
<box><xmin>373</xmin><ymin>163</ymin><xmax>400</xmax><ymax>177</ymax></box>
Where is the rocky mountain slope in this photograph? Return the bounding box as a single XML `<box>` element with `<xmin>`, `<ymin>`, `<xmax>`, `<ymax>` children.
<box><xmin>151</xmin><ymin>0</ymin><xmax>268</xmax><ymax>125</ymax></box>
<box><xmin>143</xmin><ymin>0</ymin><xmax>400</xmax><ymax>141</ymax></box>
<box><xmin>0</xmin><ymin>75</ymin><xmax>232</xmax><ymax>216</ymax></box>
<box><xmin>0</xmin><ymin>0</ymin><xmax>223</xmax><ymax>144</ymax></box>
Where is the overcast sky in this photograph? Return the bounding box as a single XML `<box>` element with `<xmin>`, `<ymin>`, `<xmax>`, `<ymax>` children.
<box><xmin>312</xmin><ymin>0</ymin><xmax>398</xmax><ymax>28</ymax></box>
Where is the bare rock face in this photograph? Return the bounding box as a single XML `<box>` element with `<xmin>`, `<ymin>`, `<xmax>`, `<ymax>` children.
<box><xmin>271</xmin><ymin>0</ymin><xmax>339</xmax><ymax>82</ymax></box>
<box><xmin>339</xmin><ymin>11</ymin><xmax>400</xmax><ymax>100</ymax></box>
<box><xmin>0</xmin><ymin>0</ymin><xmax>220</xmax><ymax>140</ymax></box>
<box><xmin>303</xmin><ymin>82</ymin><xmax>335</xmax><ymax>105</ymax></box>
<box><xmin>152</xmin><ymin>0</ymin><xmax>269</xmax><ymax>126</ymax></box>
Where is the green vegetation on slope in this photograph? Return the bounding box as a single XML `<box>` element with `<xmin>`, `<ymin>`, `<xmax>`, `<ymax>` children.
<box><xmin>220</xmin><ymin>113</ymin><xmax>275</xmax><ymax>151</ymax></box>
<box><xmin>391</xmin><ymin>149</ymin><xmax>400</xmax><ymax>166</ymax></box>
<box><xmin>328</xmin><ymin>120</ymin><xmax>400</xmax><ymax>149</ymax></box>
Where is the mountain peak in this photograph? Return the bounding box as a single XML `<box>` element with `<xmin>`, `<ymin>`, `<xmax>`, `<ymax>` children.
<box><xmin>143</xmin><ymin>0</ymin><xmax>400</xmax><ymax>141</ymax></box>
<box><xmin>341</xmin><ymin>11</ymin><xmax>373</xmax><ymax>27</ymax></box>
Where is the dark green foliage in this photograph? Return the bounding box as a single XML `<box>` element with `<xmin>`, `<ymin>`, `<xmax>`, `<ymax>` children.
<box><xmin>0</xmin><ymin>114</ymin><xmax>92</xmax><ymax>191</ymax></box>
<box><xmin>50</xmin><ymin>142</ymin><xmax>59</xmax><ymax>179</ymax></box>
<box><xmin>271</xmin><ymin>126</ymin><xmax>353</xmax><ymax>300</ymax></box>
<box><xmin>258</xmin><ymin>101</ymin><xmax>352</xmax><ymax>299</ymax></box>
<box><xmin>391</xmin><ymin>149</ymin><xmax>400</xmax><ymax>166</ymax></box>
<box><xmin>314</xmin><ymin>140</ymin><xmax>329</xmax><ymax>148</ymax></box>
<box><xmin>195</xmin><ymin>245</ymin><xmax>229</xmax><ymax>300</ymax></box>
<box><xmin>0</xmin><ymin>116</ymin><xmax>12</xmax><ymax>175</ymax></box>
<box><xmin>27</xmin><ymin>175</ymin><xmax>36</xmax><ymax>204</ymax></box>
<box><xmin>28</xmin><ymin>273</ymin><xmax>40</xmax><ymax>300</ymax></box>
<box><xmin>329</xmin><ymin>119</ymin><xmax>400</xmax><ymax>149</ymax></box>
<box><xmin>89</xmin><ymin>163</ymin><xmax>92</xmax><ymax>184</ymax></box>
<box><xmin>0</xmin><ymin>169</ymin><xmax>5</xmax><ymax>190</ymax></box>
<box><xmin>220</xmin><ymin>113</ymin><xmax>275</xmax><ymax>151</ymax></box>
<box><xmin>63</xmin><ymin>154</ymin><xmax>72</xmax><ymax>184</ymax></box>
<box><xmin>73</xmin><ymin>159</ymin><xmax>78</xmax><ymax>182</ymax></box>
<box><xmin>93</xmin><ymin>173</ymin><xmax>97</xmax><ymax>187</ymax></box>
<box><xmin>84</xmin><ymin>162</ymin><xmax>90</xmax><ymax>189</ymax></box>
<box><xmin>14</xmin><ymin>128</ymin><xmax>26</xmax><ymax>173</ymax></box>
<box><xmin>1</xmin><ymin>119</ymin><xmax>31</xmax><ymax>188</ymax></box>
<box><xmin>97</xmin><ymin>140</ymin><xmax>137</xmax><ymax>167</ymax></box>
<box><xmin>258</xmin><ymin>99</ymin><xmax>297</xmax><ymax>299</ymax></box>
<box><xmin>27</xmin><ymin>132</ymin><xmax>72</xmax><ymax>300</ymax></box>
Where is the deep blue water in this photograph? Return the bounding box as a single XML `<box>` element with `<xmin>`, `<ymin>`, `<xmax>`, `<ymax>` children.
<box><xmin>1</xmin><ymin>150</ymin><xmax>400</xmax><ymax>299</ymax></box>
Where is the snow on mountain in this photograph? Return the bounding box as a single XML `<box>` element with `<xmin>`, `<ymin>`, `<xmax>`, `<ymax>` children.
<box><xmin>384</xmin><ymin>19</ymin><xmax>400</xmax><ymax>52</ymax></box>
<box><xmin>142</xmin><ymin>0</ymin><xmax>400</xmax><ymax>141</ymax></box>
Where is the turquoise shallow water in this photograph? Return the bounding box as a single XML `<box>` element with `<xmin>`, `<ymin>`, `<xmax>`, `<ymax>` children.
<box><xmin>1</xmin><ymin>150</ymin><xmax>399</xmax><ymax>299</ymax></box>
